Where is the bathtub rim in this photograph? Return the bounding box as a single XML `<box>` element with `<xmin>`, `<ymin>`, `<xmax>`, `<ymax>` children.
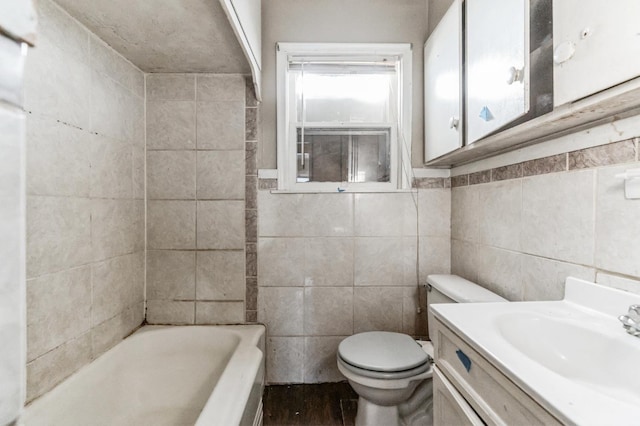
<box><xmin>22</xmin><ymin>324</ymin><xmax>266</xmax><ymax>426</ymax></box>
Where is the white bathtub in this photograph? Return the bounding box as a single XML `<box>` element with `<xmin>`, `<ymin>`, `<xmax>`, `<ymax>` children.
<box><xmin>23</xmin><ymin>325</ymin><xmax>265</xmax><ymax>426</ymax></box>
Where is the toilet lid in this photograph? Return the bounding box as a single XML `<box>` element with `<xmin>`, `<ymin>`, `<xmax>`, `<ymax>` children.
<box><xmin>338</xmin><ymin>332</ymin><xmax>430</xmax><ymax>372</ymax></box>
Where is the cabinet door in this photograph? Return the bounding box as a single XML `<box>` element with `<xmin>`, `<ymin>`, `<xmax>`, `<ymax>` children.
<box><xmin>553</xmin><ymin>1</ymin><xmax>640</xmax><ymax>107</ymax></box>
<box><xmin>424</xmin><ymin>0</ymin><xmax>462</xmax><ymax>162</ymax></box>
<box><xmin>466</xmin><ymin>0</ymin><xmax>529</xmax><ymax>144</ymax></box>
<box><xmin>433</xmin><ymin>367</ymin><xmax>484</xmax><ymax>426</ymax></box>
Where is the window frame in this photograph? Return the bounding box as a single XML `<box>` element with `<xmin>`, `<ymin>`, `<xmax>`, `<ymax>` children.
<box><xmin>276</xmin><ymin>42</ymin><xmax>413</xmax><ymax>192</ymax></box>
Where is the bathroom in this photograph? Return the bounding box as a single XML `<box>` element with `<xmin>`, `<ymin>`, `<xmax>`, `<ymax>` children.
<box><xmin>1</xmin><ymin>0</ymin><xmax>640</xmax><ymax>425</ymax></box>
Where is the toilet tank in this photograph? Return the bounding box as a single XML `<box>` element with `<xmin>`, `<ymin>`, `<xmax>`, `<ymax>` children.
<box><xmin>426</xmin><ymin>274</ymin><xmax>507</xmax><ymax>340</ymax></box>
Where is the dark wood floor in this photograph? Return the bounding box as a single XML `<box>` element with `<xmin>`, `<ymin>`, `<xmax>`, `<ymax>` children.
<box><xmin>263</xmin><ymin>382</ymin><xmax>358</xmax><ymax>426</ymax></box>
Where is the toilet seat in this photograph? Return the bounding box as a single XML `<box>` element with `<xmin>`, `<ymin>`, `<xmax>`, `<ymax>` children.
<box><xmin>338</xmin><ymin>332</ymin><xmax>432</xmax><ymax>380</ymax></box>
<box><xmin>338</xmin><ymin>355</ymin><xmax>432</xmax><ymax>380</ymax></box>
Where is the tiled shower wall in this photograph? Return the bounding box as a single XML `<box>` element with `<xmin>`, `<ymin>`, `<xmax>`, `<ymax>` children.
<box><xmin>257</xmin><ymin>184</ymin><xmax>451</xmax><ymax>383</ymax></box>
<box><xmin>23</xmin><ymin>0</ymin><xmax>145</xmax><ymax>401</ymax></box>
<box><xmin>451</xmin><ymin>138</ymin><xmax>640</xmax><ymax>300</ymax></box>
<box><xmin>145</xmin><ymin>74</ymin><xmax>251</xmax><ymax>324</ymax></box>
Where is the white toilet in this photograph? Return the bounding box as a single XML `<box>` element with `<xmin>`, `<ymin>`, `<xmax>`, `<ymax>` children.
<box><xmin>337</xmin><ymin>274</ymin><xmax>507</xmax><ymax>426</ymax></box>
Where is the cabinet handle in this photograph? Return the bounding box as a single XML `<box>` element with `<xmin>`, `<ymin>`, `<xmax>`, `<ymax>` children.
<box><xmin>448</xmin><ymin>116</ymin><xmax>460</xmax><ymax>130</ymax></box>
<box><xmin>456</xmin><ymin>349</ymin><xmax>472</xmax><ymax>372</ymax></box>
<box><xmin>506</xmin><ymin>66</ymin><xmax>524</xmax><ymax>85</ymax></box>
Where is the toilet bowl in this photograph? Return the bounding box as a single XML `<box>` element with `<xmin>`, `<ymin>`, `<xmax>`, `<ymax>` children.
<box><xmin>337</xmin><ymin>274</ymin><xmax>508</xmax><ymax>426</ymax></box>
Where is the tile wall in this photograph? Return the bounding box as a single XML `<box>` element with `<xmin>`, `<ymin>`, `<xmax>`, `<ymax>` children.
<box><xmin>257</xmin><ymin>182</ymin><xmax>451</xmax><ymax>383</ymax></box>
<box><xmin>145</xmin><ymin>74</ymin><xmax>249</xmax><ymax>324</ymax></box>
<box><xmin>451</xmin><ymin>138</ymin><xmax>640</xmax><ymax>301</ymax></box>
<box><xmin>23</xmin><ymin>0</ymin><xmax>145</xmax><ymax>401</ymax></box>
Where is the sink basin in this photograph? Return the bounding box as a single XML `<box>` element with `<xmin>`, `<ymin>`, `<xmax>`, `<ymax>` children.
<box><xmin>496</xmin><ymin>312</ymin><xmax>640</xmax><ymax>405</ymax></box>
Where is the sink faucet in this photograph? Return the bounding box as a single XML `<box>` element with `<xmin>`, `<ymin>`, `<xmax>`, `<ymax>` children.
<box><xmin>619</xmin><ymin>305</ymin><xmax>640</xmax><ymax>336</ymax></box>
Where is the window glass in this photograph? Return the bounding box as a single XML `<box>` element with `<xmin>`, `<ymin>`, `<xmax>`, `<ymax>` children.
<box><xmin>296</xmin><ymin>128</ymin><xmax>391</xmax><ymax>183</ymax></box>
<box><xmin>294</xmin><ymin>73</ymin><xmax>393</xmax><ymax>123</ymax></box>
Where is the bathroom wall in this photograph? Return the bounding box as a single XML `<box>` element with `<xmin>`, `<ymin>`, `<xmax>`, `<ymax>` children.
<box><xmin>257</xmin><ymin>183</ymin><xmax>451</xmax><ymax>383</ymax></box>
<box><xmin>23</xmin><ymin>0</ymin><xmax>145</xmax><ymax>401</ymax></box>
<box><xmin>260</xmin><ymin>0</ymin><xmax>429</xmax><ymax>169</ymax></box>
<box><xmin>451</xmin><ymin>133</ymin><xmax>640</xmax><ymax>300</ymax></box>
<box><xmin>257</xmin><ymin>0</ymin><xmax>439</xmax><ymax>385</ymax></box>
<box><xmin>145</xmin><ymin>74</ymin><xmax>256</xmax><ymax>324</ymax></box>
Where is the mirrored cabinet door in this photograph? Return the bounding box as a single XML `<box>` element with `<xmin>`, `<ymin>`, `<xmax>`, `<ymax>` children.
<box><xmin>424</xmin><ymin>0</ymin><xmax>462</xmax><ymax>162</ymax></box>
<box><xmin>466</xmin><ymin>0</ymin><xmax>530</xmax><ymax>144</ymax></box>
<box><xmin>553</xmin><ymin>0</ymin><xmax>640</xmax><ymax>107</ymax></box>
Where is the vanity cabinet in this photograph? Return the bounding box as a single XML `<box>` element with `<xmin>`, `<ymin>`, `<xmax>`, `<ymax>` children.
<box><xmin>432</xmin><ymin>315</ymin><xmax>562</xmax><ymax>426</ymax></box>
<box><xmin>553</xmin><ymin>0</ymin><xmax>640</xmax><ymax>107</ymax></box>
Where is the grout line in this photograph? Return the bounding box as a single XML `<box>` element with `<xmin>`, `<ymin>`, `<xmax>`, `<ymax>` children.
<box><xmin>143</xmin><ymin>73</ymin><xmax>148</xmax><ymax>322</ymax></box>
<box><xmin>193</xmin><ymin>75</ymin><xmax>198</xmax><ymax>324</ymax></box>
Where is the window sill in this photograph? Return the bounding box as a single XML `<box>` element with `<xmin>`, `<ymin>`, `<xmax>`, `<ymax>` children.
<box><xmin>269</xmin><ymin>188</ymin><xmax>418</xmax><ymax>194</ymax></box>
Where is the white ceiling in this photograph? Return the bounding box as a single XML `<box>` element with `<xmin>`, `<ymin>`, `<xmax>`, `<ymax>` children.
<box><xmin>54</xmin><ymin>0</ymin><xmax>250</xmax><ymax>73</ymax></box>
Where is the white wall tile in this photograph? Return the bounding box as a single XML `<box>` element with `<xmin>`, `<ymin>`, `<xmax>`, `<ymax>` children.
<box><xmin>451</xmin><ymin>187</ymin><xmax>479</xmax><ymax>243</ymax></box>
<box><xmin>146</xmin><ymin>101</ymin><xmax>196</xmax><ymax>150</ymax></box>
<box><xmin>196</xmin><ymin>201</ymin><xmax>245</xmax><ymax>249</ymax></box>
<box><xmin>302</xmin><ymin>194</ymin><xmax>354</xmax><ymax>237</ymax></box>
<box><xmin>197</xmin><ymin>75</ymin><xmax>245</xmax><ymax>102</ymax></box>
<box><xmin>522</xmin><ymin>255</ymin><xmax>595</xmax><ymax>301</ymax></box>
<box><xmin>146</xmin><ymin>74</ymin><xmax>195</xmax><ymax>101</ymax></box>
<box><xmin>596</xmin><ymin>272</ymin><xmax>640</xmax><ymax>296</ymax></box>
<box><xmin>196</xmin><ymin>251</ymin><xmax>245</xmax><ymax>300</ymax></box>
<box><xmin>450</xmin><ymin>239</ymin><xmax>478</xmax><ymax>283</ymax></box>
<box><xmin>89</xmin><ymin>134</ymin><xmax>133</xmax><ymax>199</ymax></box>
<box><xmin>91</xmin><ymin>254</ymin><xmax>143</xmax><ymax>326</ymax></box>
<box><xmin>91</xmin><ymin>199</ymin><xmax>137</xmax><ymax>261</ymax></box>
<box><xmin>26</xmin><ymin>333</ymin><xmax>91</xmax><ymax>402</ymax></box>
<box><xmin>595</xmin><ymin>164</ymin><xmax>640</xmax><ymax>278</ymax></box>
<box><xmin>196</xmin><ymin>101</ymin><xmax>244</xmax><ymax>150</ymax></box>
<box><xmin>417</xmin><ymin>189</ymin><xmax>451</xmax><ymax>238</ymax></box>
<box><xmin>304</xmin><ymin>337</ymin><xmax>345</xmax><ymax>383</ymax></box>
<box><xmin>355</xmin><ymin>193</ymin><xmax>417</xmax><ymax>237</ymax></box>
<box><xmin>147</xmin><ymin>250</ymin><xmax>196</xmax><ymax>300</ymax></box>
<box><xmin>195</xmin><ymin>302</ymin><xmax>245</xmax><ymax>324</ymax></box>
<box><xmin>477</xmin><ymin>180</ymin><xmax>522</xmax><ymax>251</ymax></box>
<box><xmin>522</xmin><ymin>170</ymin><xmax>595</xmax><ymax>265</ymax></box>
<box><xmin>91</xmin><ymin>302</ymin><xmax>143</xmax><ymax>357</ymax></box>
<box><xmin>476</xmin><ymin>247</ymin><xmax>523</xmax><ymax>301</ymax></box>
<box><xmin>146</xmin><ymin>300</ymin><xmax>195</xmax><ymax>325</ymax></box>
<box><xmin>258</xmin><ymin>287</ymin><xmax>304</xmax><ymax>336</ymax></box>
<box><xmin>418</xmin><ymin>236</ymin><xmax>451</xmax><ymax>284</ymax></box>
<box><xmin>353</xmin><ymin>287</ymin><xmax>403</xmax><ymax>333</ymax></box>
<box><xmin>147</xmin><ymin>150</ymin><xmax>196</xmax><ymax>199</ymax></box>
<box><xmin>26</xmin><ymin>116</ymin><xmax>90</xmax><ymax>197</ymax></box>
<box><xmin>303</xmin><ymin>287</ymin><xmax>353</xmax><ymax>336</ymax></box>
<box><xmin>354</xmin><ymin>237</ymin><xmax>417</xmax><ymax>286</ymax></box>
<box><xmin>266</xmin><ymin>337</ymin><xmax>304</xmax><ymax>383</ymax></box>
<box><xmin>303</xmin><ymin>238</ymin><xmax>354</xmax><ymax>287</ymax></box>
<box><xmin>26</xmin><ymin>267</ymin><xmax>91</xmax><ymax>362</ymax></box>
<box><xmin>147</xmin><ymin>201</ymin><xmax>196</xmax><ymax>249</ymax></box>
<box><xmin>258</xmin><ymin>238</ymin><xmax>305</xmax><ymax>287</ymax></box>
<box><xmin>24</xmin><ymin>39</ymin><xmax>92</xmax><ymax>130</ymax></box>
<box><xmin>27</xmin><ymin>196</ymin><xmax>92</xmax><ymax>278</ymax></box>
<box><xmin>196</xmin><ymin>150</ymin><xmax>245</xmax><ymax>200</ymax></box>
<box><xmin>89</xmin><ymin>35</ymin><xmax>144</xmax><ymax>98</ymax></box>
<box><xmin>90</xmin><ymin>70</ymin><xmax>139</xmax><ymax>142</ymax></box>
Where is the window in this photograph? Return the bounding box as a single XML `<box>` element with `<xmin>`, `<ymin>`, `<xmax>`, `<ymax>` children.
<box><xmin>276</xmin><ymin>43</ymin><xmax>412</xmax><ymax>192</ymax></box>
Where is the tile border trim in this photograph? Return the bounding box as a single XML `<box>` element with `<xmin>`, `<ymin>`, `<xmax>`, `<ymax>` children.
<box><xmin>451</xmin><ymin>137</ymin><xmax>639</xmax><ymax>187</ymax></box>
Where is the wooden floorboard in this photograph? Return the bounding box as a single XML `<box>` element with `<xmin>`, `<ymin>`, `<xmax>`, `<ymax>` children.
<box><xmin>263</xmin><ymin>382</ymin><xmax>358</xmax><ymax>426</ymax></box>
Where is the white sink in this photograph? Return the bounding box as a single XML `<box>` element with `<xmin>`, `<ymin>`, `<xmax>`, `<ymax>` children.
<box><xmin>431</xmin><ymin>277</ymin><xmax>640</xmax><ymax>425</ymax></box>
<box><xmin>496</xmin><ymin>311</ymin><xmax>640</xmax><ymax>405</ymax></box>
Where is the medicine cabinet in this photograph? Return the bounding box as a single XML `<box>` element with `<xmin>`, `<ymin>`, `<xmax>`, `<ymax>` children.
<box><xmin>425</xmin><ymin>0</ymin><xmax>640</xmax><ymax>165</ymax></box>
